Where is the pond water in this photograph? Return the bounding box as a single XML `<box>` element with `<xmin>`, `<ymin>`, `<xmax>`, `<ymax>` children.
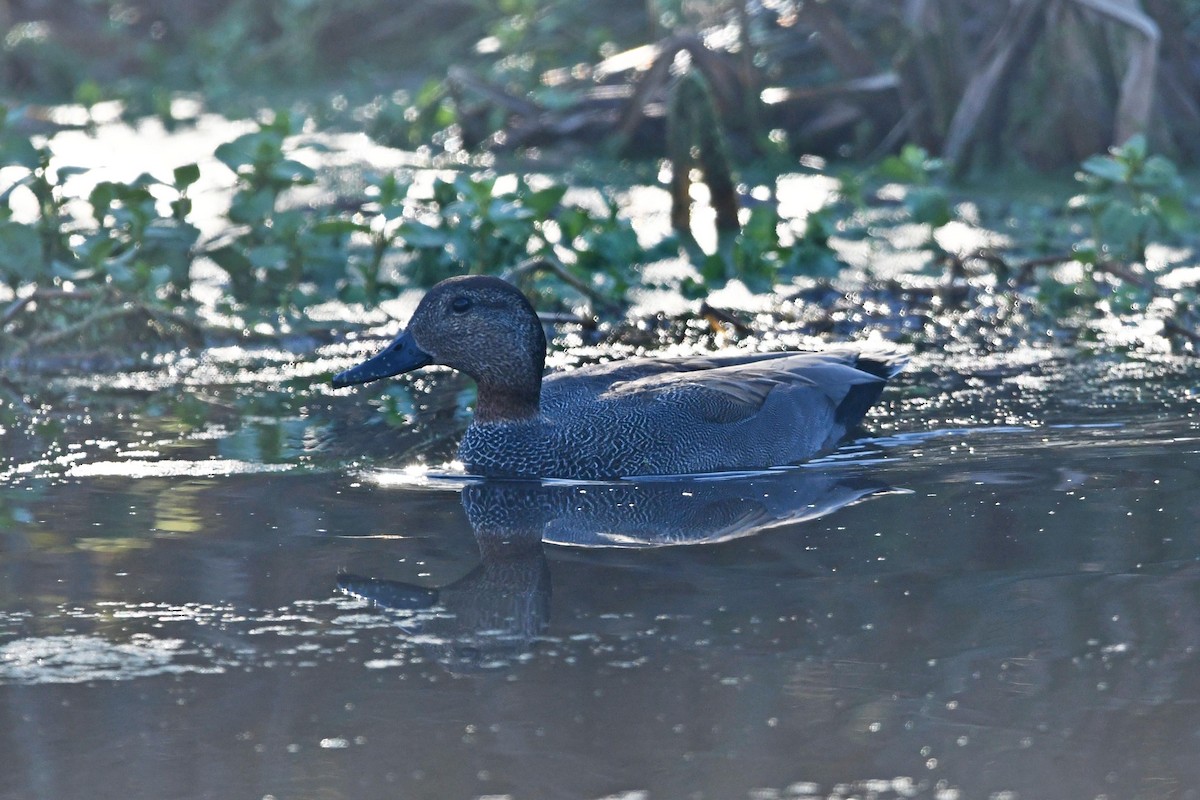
<box><xmin>2</xmin><ymin>106</ymin><xmax>1199</xmax><ymax>799</ymax></box>
<box><xmin>1</xmin><ymin>348</ymin><xmax>1198</xmax><ymax>800</ymax></box>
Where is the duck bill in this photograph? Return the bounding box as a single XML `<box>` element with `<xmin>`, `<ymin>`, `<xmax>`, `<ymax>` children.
<box><xmin>332</xmin><ymin>329</ymin><xmax>433</xmax><ymax>389</ymax></box>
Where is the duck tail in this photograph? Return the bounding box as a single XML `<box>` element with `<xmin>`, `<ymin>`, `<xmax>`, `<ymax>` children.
<box><xmin>832</xmin><ymin>347</ymin><xmax>907</xmax><ymax>428</ymax></box>
<box><xmin>852</xmin><ymin>348</ymin><xmax>909</xmax><ymax>380</ymax></box>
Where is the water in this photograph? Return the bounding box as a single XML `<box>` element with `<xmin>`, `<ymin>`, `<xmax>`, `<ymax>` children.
<box><xmin>2</xmin><ymin>108</ymin><xmax>1199</xmax><ymax>799</ymax></box>
<box><xmin>1</xmin><ymin>351</ymin><xmax>1198</xmax><ymax>800</ymax></box>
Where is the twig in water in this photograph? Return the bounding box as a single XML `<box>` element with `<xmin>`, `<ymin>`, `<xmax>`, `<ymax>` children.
<box><xmin>9</xmin><ymin>305</ymin><xmax>145</xmax><ymax>357</ymax></box>
<box><xmin>1162</xmin><ymin>318</ymin><xmax>1200</xmax><ymax>347</ymax></box>
<box><xmin>504</xmin><ymin>257</ymin><xmax>625</xmax><ymax>317</ymax></box>
<box><xmin>1093</xmin><ymin>260</ymin><xmax>1152</xmax><ymax>289</ymax></box>
<box><xmin>698</xmin><ymin>301</ymin><xmax>752</xmax><ymax>335</ymax></box>
<box><xmin>1</xmin><ymin>287</ymin><xmax>104</xmax><ymax>328</ymax></box>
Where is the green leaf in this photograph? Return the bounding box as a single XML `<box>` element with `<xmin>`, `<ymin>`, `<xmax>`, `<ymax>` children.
<box><xmin>1</xmin><ymin>136</ymin><xmax>42</xmax><ymax>170</ymax></box>
<box><xmin>228</xmin><ymin>189</ymin><xmax>277</xmax><ymax>224</ymax></box>
<box><xmin>0</xmin><ymin>176</ymin><xmax>30</xmax><ymax>208</ymax></box>
<box><xmin>261</xmin><ymin>111</ymin><xmax>294</xmax><ymax>138</ymax></box>
<box><xmin>803</xmin><ymin>208</ymin><xmax>834</xmax><ymax>247</ymax></box>
<box><xmin>143</xmin><ymin>219</ymin><xmax>201</xmax><ymax>251</ymax></box>
<box><xmin>104</xmin><ymin>258</ymin><xmax>135</xmax><ymax>288</ymax></box>
<box><xmin>270</xmin><ymin>209</ymin><xmax>305</xmax><ymax>238</ymax></box>
<box><xmin>373</xmin><ymin>172</ymin><xmax>406</xmax><ymax>207</ymax></box>
<box><xmin>399</xmin><ymin>221</ymin><xmax>449</xmax><ymax>248</ymax></box>
<box><xmin>487</xmin><ymin>198</ymin><xmax>533</xmax><ymax>222</ymax></box>
<box><xmin>414</xmin><ymin>78</ymin><xmax>446</xmax><ymax>108</ymax></box>
<box><xmin>523</xmin><ymin>184</ymin><xmax>568</xmax><ymax>218</ymax></box>
<box><xmin>130</xmin><ymin>172</ymin><xmax>161</xmax><ymax>189</ymax></box>
<box><xmin>1070</xmin><ymin>244</ymin><xmax>1099</xmax><ymax>265</ymax></box>
<box><xmin>1118</xmin><ymin>133</ymin><xmax>1147</xmax><ymax>162</ymax></box>
<box><xmin>74</xmin><ymin>79</ymin><xmax>105</xmax><ymax>108</ymax></box>
<box><xmin>555</xmin><ymin>207</ymin><xmax>590</xmax><ymax>240</ymax></box>
<box><xmin>906</xmin><ymin>186</ymin><xmax>952</xmax><ymax>229</ymax></box>
<box><xmin>55</xmin><ymin>166</ymin><xmax>90</xmax><ymax>181</ymax></box>
<box><xmin>312</xmin><ymin>219</ymin><xmax>369</xmax><ymax>236</ymax></box>
<box><xmin>247</xmin><ymin>244</ymin><xmax>289</xmax><ymax>270</ymax></box>
<box><xmin>74</xmin><ymin>233</ymin><xmax>116</xmax><ymax>266</ymax></box>
<box><xmin>207</xmin><ymin>244</ymin><xmax>252</xmax><ymax>274</ymax></box>
<box><xmin>741</xmin><ymin>205</ymin><xmax>781</xmax><ymax>244</ymax></box>
<box><xmin>380</xmin><ymin>204</ymin><xmax>408</xmax><ymax>221</ymax></box>
<box><xmin>432</xmin><ymin>177</ymin><xmax>459</xmax><ymax>207</ymax></box>
<box><xmin>1138</xmin><ymin>156</ymin><xmax>1184</xmax><ymax>194</ymax></box>
<box><xmin>268</xmin><ymin>159</ymin><xmax>315</xmax><ymax>185</ymax></box>
<box><xmin>699</xmin><ymin>251</ymin><xmax>727</xmax><ymax>284</ymax></box>
<box><xmin>148</xmin><ymin>264</ymin><xmax>173</xmax><ymax>289</ymax></box>
<box><xmin>297</xmin><ymin>140</ymin><xmax>334</xmax><ymax>154</ymax></box>
<box><xmin>215</xmin><ymin>133</ymin><xmax>267</xmax><ymax>172</ymax></box>
<box><xmin>173</xmin><ymin>163</ymin><xmax>201</xmax><ymax>190</ymax></box>
<box><xmin>89</xmin><ymin>182</ymin><xmax>119</xmax><ymax>221</ymax></box>
<box><xmin>0</xmin><ymin>220</ymin><xmax>44</xmax><ymax>284</ymax></box>
<box><xmin>1155</xmin><ymin>195</ymin><xmax>1188</xmax><ymax>231</ymax></box>
<box><xmin>878</xmin><ymin>144</ymin><xmax>939</xmax><ymax>183</ymax></box>
<box><xmin>1080</xmin><ymin>156</ymin><xmax>1127</xmax><ymax>184</ymax></box>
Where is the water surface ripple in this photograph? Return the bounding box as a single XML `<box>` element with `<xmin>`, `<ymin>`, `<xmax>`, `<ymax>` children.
<box><xmin>1</xmin><ymin>355</ymin><xmax>1198</xmax><ymax>800</ymax></box>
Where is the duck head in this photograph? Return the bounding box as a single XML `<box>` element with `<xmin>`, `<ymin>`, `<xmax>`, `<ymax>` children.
<box><xmin>332</xmin><ymin>275</ymin><xmax>547</xmax><ymax>423</ymax></box>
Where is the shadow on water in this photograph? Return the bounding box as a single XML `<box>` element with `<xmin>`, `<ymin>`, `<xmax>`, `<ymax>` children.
<box><xmin>337</xmin><ymin>469</ymin><xmax>891</xmax><ymax>673</ymax></box>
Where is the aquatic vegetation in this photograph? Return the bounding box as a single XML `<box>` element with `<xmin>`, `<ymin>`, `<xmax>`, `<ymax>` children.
<box><xmin>665</xmin><ymin>69</ymin><xmax>846</xmax><ymax>291</ymax></box>
<box><xmin>1</xmin><ymin>2</ymin><xmax>1197</xmax><ymax>369</ymax></box>
<box><xmin>3</xmin><ymin>92</ymin><xmax>1200</xmax><ymax>374</ymax></box>
<box><xmin>206</xmin><ymin>112</ymin><xmax>345</xmax><ymax>308</ymax></box>
<box><xmin>0</xmin><ymin>112</ymin><xmax>204</xmax><ymax>363</ymax></box>
<box><xmin>0</xmin><ymin>120</ymin><xmax>71</xmax><ymax>287</ymax></box>
<box><xmin>876</xmin><ymin>144</ymin><xmax>954</xmax><ymax>249</ymax></box>
<box><xmin>0</xmin><ymin>126</ymin><xmax>199</xmax><ymax>303</ymax></box>
<box><xmin>398</xmin><ymin>174</ymin><xmax>571</xmax><ymax>283</ymax></box>
<box><xmin>1070</xmin><ymin>134</ymin><xmax>1188</xmax><ymax>265</ymax></box>
<box><xmin>355</xmin><ymin>171</ymin><xmax>656</xmax><ymax>311</ymax></box>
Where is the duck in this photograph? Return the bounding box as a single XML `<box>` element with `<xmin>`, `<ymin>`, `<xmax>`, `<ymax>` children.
<box><xmin>331</xmin><ymin>275</ymin><xmax>904</xmax><ymax>479</ymax></box>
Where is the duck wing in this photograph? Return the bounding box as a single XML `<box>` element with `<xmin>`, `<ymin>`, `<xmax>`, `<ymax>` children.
<box><xmin>539</xmin><ymin>352</ymin><xmax>795</xmax><ymax>408</ymax></box>
<box><xmin>601</xmin><ymin>349</ymin><xmax>899</xmax><ymax>425</ymax></box>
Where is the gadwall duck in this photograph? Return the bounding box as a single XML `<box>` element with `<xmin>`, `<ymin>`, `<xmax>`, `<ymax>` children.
<box><xmin>332</xmin><ymin>275</ymin><xmax>904</xmax><ymax>479</ymax></box>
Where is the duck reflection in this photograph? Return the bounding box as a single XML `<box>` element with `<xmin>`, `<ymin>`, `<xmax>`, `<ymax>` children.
<box><xmin>338</xmin><ymin>468</ymin><xmax>891</xmax><ymax>670</ymax></box>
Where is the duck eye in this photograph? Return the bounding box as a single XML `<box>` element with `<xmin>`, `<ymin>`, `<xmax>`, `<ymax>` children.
<box><xmin>450</xmin><ymin>296</ymin><xmax>472</xmax><ymax>314</ymax></box>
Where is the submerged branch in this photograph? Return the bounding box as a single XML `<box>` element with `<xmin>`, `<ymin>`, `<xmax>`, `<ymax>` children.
<box><xmin>1162</xmin><ymin>317</ymin><xmax>1200</xmax><ymax>346</ymax></box>
<box><xmin>698</xmin><ymin>301</ymin><xmax>753</xmax><ymax>335</ymax></box>
<box><xmin>3</xmin><ymin>288</ymin><xmax>205</xmax><ymax>363</ymax></box>
<box><xmin>9</xmin><ymin>305</ymin><xmax>148</xmax><ymax>357</ymax></box>
<box><xmin>504</xmin><ymin>257</ymin><xmax>625</xmax><ymax>317</ymax></box>
<box><xmin>2</xmin><ymin>288</ymin><xmax>105</xmax><ymax>328</ymax></box>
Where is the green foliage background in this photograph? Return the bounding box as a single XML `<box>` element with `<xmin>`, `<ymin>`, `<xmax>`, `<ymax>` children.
<box><xmin>1</xmin><ymin>0</ymin><xmax>1199</xmax><ymax>362</ymax></box>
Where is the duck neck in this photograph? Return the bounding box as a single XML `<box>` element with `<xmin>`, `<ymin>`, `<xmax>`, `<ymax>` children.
<box><xmin>467</xmin><ymin>310</ymin><xmax>546</xmax><ymax>425</ymax></box>
<box><xmin>474</xmin><ymin>373</ymin><xmax>542</xmax><ymax>424</ymax></box>
<box><xmin>474</xmin><ymin>529</ymin><xmax>545</xmax><ymax>561</ymax></box>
